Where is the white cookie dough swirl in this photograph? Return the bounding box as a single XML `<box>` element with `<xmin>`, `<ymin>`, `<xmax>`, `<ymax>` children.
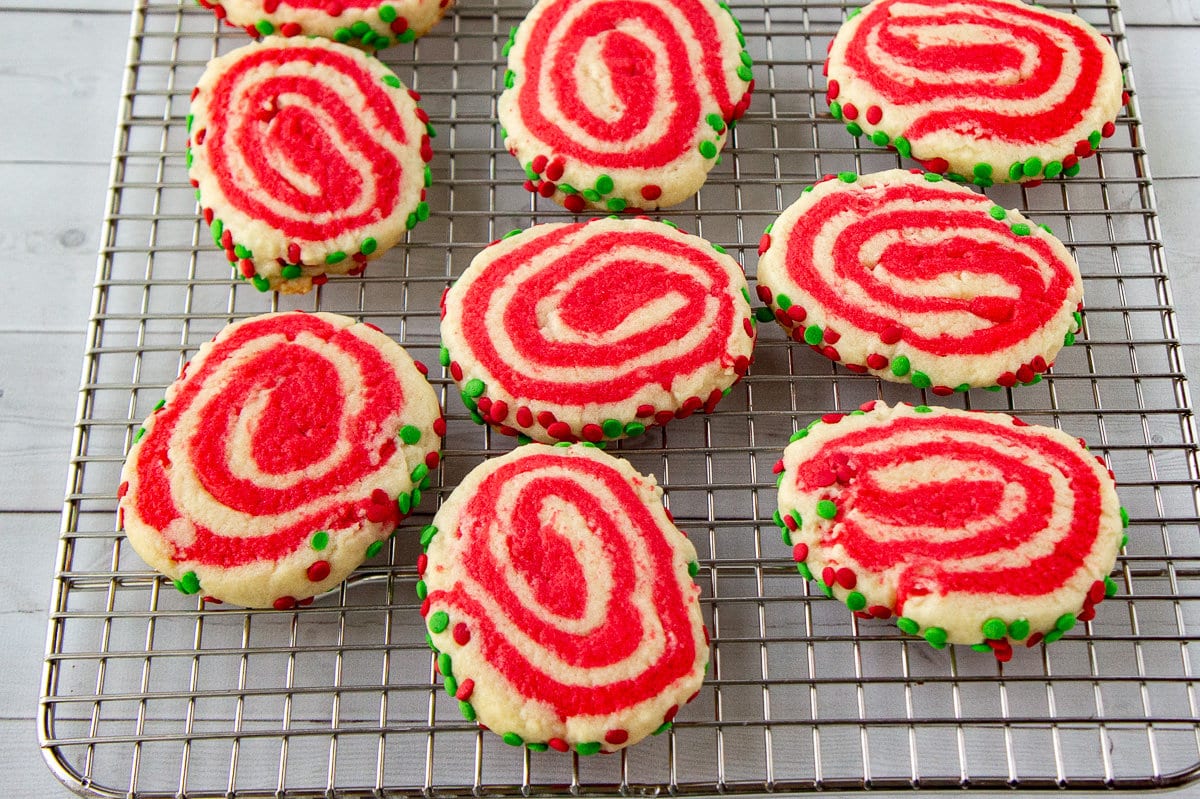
<box><xmin>755</xmin><ymin>170</ymin><xmax>1082</xmax><ymax>391</ymax></box>
<box><xmin>498</xmin><ymin>0</ymin><xmax>754</xmax><ymax>211</ymax></box>
<box><xmin>440</xmin><ymin>219</ymin><xmax>756</xmax><ymax>443</ymax></box>
<box><xmin>118</xmin><ymin>312</ymin><xmax>443</xmax><ymax>608</ymax></box>
<box><xmin>418</xmin><ymin>445</ymin><xmax>708</xmax><ymax>753</ymax></box>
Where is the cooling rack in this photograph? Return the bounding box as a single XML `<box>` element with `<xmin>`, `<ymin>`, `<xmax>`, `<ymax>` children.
<box><xmin>39</xmin><ymin>0</ymin><xmax>1200</xmax><ymax>795</ymax></box>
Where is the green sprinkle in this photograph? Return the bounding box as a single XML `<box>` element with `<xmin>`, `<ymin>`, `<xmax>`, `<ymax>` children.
<box><xmin>524</xmin><ymin>161</ymin><xmax>539</xmax><ymax>180</ymax></box>
<box><xmin>438</xmin><ymin>652</ymin><xmax>452</xmax><ymax>678</ymax></box>
<box><xmin>972</xmin><ymin>643</ymin><xmax>993</xmax><ymax>653</ymax></box>
<box><xmin>1105</xmin><ymin>576</ymin><xmax>1118</xmax><ymax>597</ymax></box>
<box><xmin>914</xmin><ymin>405</ymin><xmax>932</xmax><ymax>413</ymax></box>
<box><xmin>789</xmin><ymin>429</ymin><xmax>808</xmax><ymax>443</ymax></box>
<box><xmin>326</xmin><ymin>251</ymin><xmax>347</xmax><ymax>265</ymax></box>
<box><xmin>416</xmin><ymin>201</ymin><xmax>430</xmax><ymax>222</ymax></box>
<box><xmin>1044</xmin><ymin>160</ymin><xmax>1063</xmax><ymax>179</ymax></box>
<box><xmin>133</xmin><ymin>427</ymin><xmax>146</xmax><ymax>443</ymax></box>
<box><xmin>736</xmin><ymin>64</ymin><xmax>753</xmax><ymax>81</ymax></box>
<box><xmin>829</xmin><ymin>101</ymin><xmax>842</xmax><ymax>120</ymax></box>
<box><xmin>911</xmin><ymin>371</ymin><xmax>932</xmax><ymax>389</ymax></box>
<box><xmin>397</xmin><ymin>27</ymin><xmax>415</xmax><ymax>43</ymax></box>
<box><xmin>252</xmin><ymin>275</ymin><xmax>271</xmax><ymax>292</ymax></box>
<box><xmin>1055</xmin><ymin>613</ymin><xmax>1077</xmax><ymax>632</ymax></box>
<box><xmin>1022</xmin><ymin>157</ymin><xmax>1043</xmax><ymax>178</ymax></box>
<box><xmin>397</xmin><ymin>493</ymin><xmax>412</xmax><ymax>515</ymax></box>
<box><xmin>741</xmin><ymin>287</ymin><xmax>752</xmax><ymax>304</ymax></box>
<box><xmin>1064</xmin><ymin>331</ymin><xmax>1076</xmax><ymax>347</ymax></box>
<box><xmin>712</xmin><ymin>243</ymin><xmax>727</xmax><ymax>254</ymax></box>
<box><xmin>699</xmin><ymin>140</ymin><xmax>718</xmax><ymax>159</ymax></box>
<box><xmin>896</xmin><ymin>617</ymin><xmax>919</xmax><ymax>636</ymax></box>
<box><xmin>924</xmin><ymin>627</ymin><xmax>948</xmax><ymax>649</ymax></box>
<box><xmin>1011</xmin><ymin>223</ymin><xmax>1031</xmax><ymax>237</ymax></box>
<box><xmin>606</xmin><ymin>197</ymin><xmax>626</xmax><ymax>212</ymax></box>
<box><xmin>791</xmin><ymin>510</ymin><xmax>802</xmax><ymax>529</ymax></box>
<box><xmin>1120</xmin><ymin>507</ymin><xmax>1129</xmax><ymax>528</ymax></box>
<box><xmin>439</xmin><ymin>346</ymin><xmax>450</xmax><ymax>368</ymax></box>
<box><xmin>1008</xmin><ymin>162</ymin><xmax>1024</xmax><ymax>182</ymax></box>
<box><xmin>576</xmin><ymin>742</ymin><xmax>602</xmax><ymax>756</ymax></box>
<box><xmin>255</xmin><ymin>19</ymin><xmax>274</xmax><ymax>35</ymax></box>
<box><xmin>838</xmin><ymin>171</ymin><xmax>857</xmax><ymax>183</ymax></box>
<box><xmin>1065</xmin><ymin>163</ymin><xmax>1081</xmax><ymax>177</ymax></box>
<box><xmin>459</xmin><ymin>701</ymin><xmax>476</xmax><ymax>721</ymax></box>
<box><xmin>350</xmin><ymin>20</ymin><xmax>371</xmax><ymax>36</ymax></box>
<box><xmin>706</xmin><ymin>112</ymin><xmax>725</xmax><ymax>132</ymax></box>
<box><xmin>846</xmin><ymin>591</ymin><xmax>866</xmax><ymax>611</ymax></box>
<box><xmin>429</xmin><ymin>610</ymin><xmax>449</xmax><ymax>633</ymax></box>
<box><xmin>601</xmin><ymin>419</ymin><xmax>623</xmax><ymax>437</ymax></box>
<box><xmin>652</xmin><ymin>721</ymin><xmax>672</xmax><ymax>736</ymax></box>
<box><xmin>846</xmin><ymin>7</ymin><xmax>861</xmax><ymax>18</ymax></box>
<box><xmin>595</xmin><ymin>175</ymin><xmax>614</xmax><ymax>194</ymax></box>
<box><xmin>378</xmin><ymin>4</ymin><xmax>396</xmax><ymax>21</ymax></box>
<box><xmin>624</xmin><ymin>421</ymin><xmax>646</xmax><ymax>437</ymax></box>
<box><xmin>772</xmin><ymin>509</ymin><xmax>784</xmax><ymax>530</ymax></box>
<box><xmin>982</xmin><ymin>618</ymin><xmax>1007</xmax><ymax>640</ymax></box>
<box><xmin>176</xmin><ymin>571</ymin><xmax>201</xmax><ymax>595</ymax></box>
<box><xmin>461</xmin><ymin>394</ymin><xmax>477</xmax><ymax>412</ymax></box>
<box><xmin>973</xmin><ymin>163</ymin><xmax>994</xmax><ymax>181</ymax></box>
<box><xmin>210</xmin><ymin>218</ymin><xmax>223</xmax><ymax>245</ymax></box>
<box><xmin>582</xmin><ymin>189</ymin><xmax>601</xmax><ymax>202</ymax></box>
<box><xmin>424</xmin><ymin>165</ymin><xmax>432</xmax><ymax>187</ymax></box>
<box><xmin>504</xmin><ymin>69</ymin><xmax>515</xmax><ymax>89</ymax></box>
<box><xmin>923</xmin><ymin>172</ymin><xmax>943</xmax><ymax>183</ymax></box>
<box><xmin>894</xmin><ymin>137</ymin><xmax>911</xmax><ymax>158</ymax></box>
<box><xmin>399</xmin><ymin>424</ymin><xmax>422</xmax><ymax>445</ymax></box>
<box><xmin>382</xmin><ymin>74</ymin><xmax>401</xmax><ymax>89</ymax></box>
<box><xmin>775</xmin><ymin>293</ymin><xmax>792</xmax><ymax>310</ymax></box>
<box><xmin>334</xmin><ymin>27</ymin><xmax>352</xmax><ymax>43</ymax></box>
<box><xmin>755</xmin><ymin>306</ymin><xmax>775</xmax><ymax>323</ymax></box>
<box><xmin>527</xmin><ymin>742</ymin><xmax>549</xmax><ymax>752</ymax></box>
<box><xmin>463</xmin><ymin>378</ymin><xmax>485</xmax><ymax>398</ymax></box>
<box><xmin>780</xmin><ymin>527</ymin><xmax>793</xmax><ymax>547</ymax></box>
<box><xmin>420</xmin><ymin>524</ymin><xmax>438</xmax><ymax>548</ymax></box>
<box><xmin>871</xmin><ymin>130</ymin><xmax>889</xmax><ymax>146</ymax></box>
<box><xmin>797</xmin><ymin>562</ymin><xmax>813</xmax><ymax>580</ymax></box>
<box><xmin>846</xmin><ymin>122</ymin><xmax>863</xmax><ymax>137</ymax></box>
<box><xmin>558</xmin><ymin>183</ymin><xmax>576</xmax><ymax>194</ymax></box>
<box><xmin>803</xmin><ymin>325</ymin><xmax>823</xmax><ymax>345</ymax></box>
<box><xmin>989</xmin><ymin>205</ymin><xmax>1007</xmax><ymax>220</ymax></box>
<box><xmin>309</xmin><ymin>531</ymin><xmax>330</xmax><ymax>552</ymax></box>
<box><xmin>946</xmin><ymin>172</ymin><xmax>967</xmax><ymax>184</ymax></box>
<box><xmin>366</xmin><ymin>540</ymin><xmax>384</xmax><ymax>558</ymax></box>
<box><xmin>153</xmin><ymin>398</ymin><xmax>166</xmax><ymax>411</ymax></box>
<box><xmin>954</xmin><ymin>383</ymin><xmax>970</xmax><ymax>393</ymax></box>
<box><xmin>816</xmin><ymin>500</ymin><xmax>837</xmax><ymax>520</ymax></box>
<box><xmin>688</xmin><ymin>561</ymin><xmax>700</xmax><ymax>578</ymax></box>
<box><xmin>444</xmin><ymin>674</ymin><xmax>457</xmax><ymax>697</ymax></box>
<box><xmin>1043</xmin><ymin>629</ymin><xmax>1064</xmax><ymax>644</ymax></box>
<box><xmin>372</xmin><ymin>34</ymin><xmax>389</xmax><ymax>48</ymax></box>
<box><xmin>1008</xmin><ymin>619</ymin><xmax>1031</xmax><ymax>640</ymax></box>
<box><xmin>817</xmin><ymin>578</ymin><xmax>834</xmax><ymax>598</ymax></box>
<box><xmin>281</xmin><ymin>265</ymin><xmax>302</xmax><ymax>280</ymax></box>
<box><xmin>890</xmin><ymin>355</ymin><xmax>911</xmax><ymax>377</ymax></box>
<box><xmin>359</xmin><ymin>237</ymin><xmax>378</xmax><ymax>256</ymax></box>
<box><xmin>234</xmin><ymin>243</ymin><xmax>252</xmax><ymax>260</ymax></box>
<box><xmin>1088</xmin><ymin>130</ymin><xmax>1102</xmax><ymax>149</ymax></box>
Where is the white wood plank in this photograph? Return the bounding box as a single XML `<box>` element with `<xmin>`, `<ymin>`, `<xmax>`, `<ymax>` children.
<box><xmin>1122</xmin><ymin>0</ymin><xmax>1200</xmax><ymax>26</ymax></box>
<box><xmin>0</xmin><ymin>10</ymin><xmax>129</xmax><ymax>165</ymax></box>
<box><xmin>1</xmin><ymin>720</ymin><xmax>79</xmax><ymax>799</ymax></box>
<box><xmin>1126</xmin><ymin>27</ymin><xmax>1200</xmax><ymax>178</ymax></box>
<box><xmin>0</xmin><ymin>332</ymin><xmax>86</xmax><ymax>513</ymax></box>
<box><xmin>1154</xmin><ymin>177</ymin><xmax>1200</xmax><ymax>348</ymax></box>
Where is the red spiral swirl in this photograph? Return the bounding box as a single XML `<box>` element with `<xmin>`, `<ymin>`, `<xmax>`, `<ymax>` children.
<box><xmin>828</xmin><ymin>0</ymin><xmax>1120</xmax><ymax>164</ymax></box>
<box><xmin>444</xmin><ymin>220</ymin><xmax>753</xmax><ymax>411</ymax></box>
<box><xmin>784</xmin><ymin>406</ymin><xmax>1114</xmax><ymax>608</ymax></box>
<box><xmin>129</xmin><ymin>313</ymin><xmax>415</xmax><ymax>569</ymax></box>
<box><xmin>508</xmin><ymin>0</ymin><xmax>746</xmax><ymax>169</ymax></box>
<box><xmin>425</xmin><ymin>449</ymin><xmax>703</xmax><ymax>718</ymax></box>
<box><xmin>195</xmin><ymin>39</ymin><xmax>416</xmax><ymax>243</ymax></box>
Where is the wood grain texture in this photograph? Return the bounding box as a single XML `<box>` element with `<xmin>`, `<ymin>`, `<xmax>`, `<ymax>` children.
<box><xmin>1123</xmin><ymin>0</ymin><xmax>1200</xmax><ymax>26</ymax></box>
<box><xmin>1127</xmin><ymin>28</ymin><xmax>1200</xmax><ymax>178</ymax></box>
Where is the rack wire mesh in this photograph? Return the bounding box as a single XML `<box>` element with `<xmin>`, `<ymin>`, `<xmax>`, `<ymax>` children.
<box><xmin>38</xmin><ymin>0</ymin><xmax>1200</xmax><ymax>795</ymax></box>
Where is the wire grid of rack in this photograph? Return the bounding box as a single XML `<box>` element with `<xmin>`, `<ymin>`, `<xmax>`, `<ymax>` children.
<box><xmin>38</xmin><ymin>0</ymin><xmax>1200</xmax><ymax>795</ymax></box>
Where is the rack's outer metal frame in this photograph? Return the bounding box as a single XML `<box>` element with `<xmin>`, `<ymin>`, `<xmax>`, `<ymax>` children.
<box><xmin>40</xmin><ymin>0</ymin><xmax>1200</xmax><ymax>795</ymax></box>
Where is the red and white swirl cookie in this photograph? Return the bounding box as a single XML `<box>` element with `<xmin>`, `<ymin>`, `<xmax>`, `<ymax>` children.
<box><xmin>440</xmin><ymin>218</ymin><xmax>756</xmax><ymax>444</ymax></box>
<box><xmin>824</xmin><ymin>0</ymin><xmax>1125</xmax><ymax>184</ymax></box>
<box><xmin>187</xmin><ymin>37</ymin><xmax>434</xmax><ymax>294</ymax></box>
<box><xmin>755</xmin><ymin>170</ymin><xmax>1083</xmax><ymax>392</ymax></box>
<box><xmin>419</xmin><ymin>444</ymin><xmax>708</xmax><ymax>753</ymax></box>
<box><xmin>497</xmin><ymin>0</ymin><xmax>754</xmax><ymax>212</ymax></box>
<box><xmin>118</xmin><ymin>312</ymin><xmax>444</xmax><ymax>608</ymax></box>
<box><xmin>196</xmin><ymin>0</ymin><xmax>450</xmax><ymax>49</ymax></box>
<box><xmin>774</xmin><ymin>402</ymin><xmax>1127</xmax><ymax>660</ymax></box>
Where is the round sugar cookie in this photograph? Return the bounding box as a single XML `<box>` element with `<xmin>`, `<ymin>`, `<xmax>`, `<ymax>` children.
<box><xmin>196</xmin><ymin>0</ymin><xmax>451</xmax><ymax>49</ymax></box>
<box><xmin>118</xmin><ymin>312</ymin><xmax>444</xmax><ymax>609</ymax></box>
<box><xmin>497</xmin><ymin>0</ymin><xmax>754</xmax><ymax>212</ymax></box>
<box><xmin>755</xmin><ymin>169</ymin><xmax>1083</xmax><ymax>392</ymax></box>
<box><xmin>418</xmin><ymin>443</ymin><xmax>708</xmax><ymax>753</ymax></box>
<box><xmin>188</xmin><ymin>37</ymin><xmax>434</xmax><ymax>294</ymax></box>
<box><xmin>773</xmin><ymin>401</ymin><xmax>1127</xmax><ymax>661</ymax></box>
<box><xmin>439</xmin><ymin>218</ymin><xmax>756</xmax><ymax>444</ymax></box>
<box><xmin>824</xmin><ymin>0</ymin><xmax>1125</xmax><ymax>184</ymax></box>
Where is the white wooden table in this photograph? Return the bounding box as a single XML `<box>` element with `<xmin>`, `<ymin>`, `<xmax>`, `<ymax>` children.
<box><xmin>2</xmin><ymin>1</ymin><xmax>1198</xmax><ymax>795</ymax></box>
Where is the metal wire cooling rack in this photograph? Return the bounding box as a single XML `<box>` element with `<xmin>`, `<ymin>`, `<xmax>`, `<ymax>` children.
<box><xmin>39</xmin><ymin>0</ymin><xmax>1200</xmax><ymax>795</ymax></box>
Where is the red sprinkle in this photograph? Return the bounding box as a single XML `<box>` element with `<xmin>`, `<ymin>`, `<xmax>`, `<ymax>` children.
<box><xmin>827</xmin><ymin>79</ymin><xmax>839</xmax><ymax>100</ymax></box>
<box><xmin>655</xmin><ymin>410</ymin><xmax>675</xmax><ymax>425</ymax></box>
<box><xmin>786</xmin><ymin>305</ymin><xmax>806</xmax><ymax>323</ymax></box>
<box><xmin>581</xmin><ymin>423</ymin><xmax>605</xmax><ymax>442</ymax></box>
<box><xmin>641</xmin><ymin>184</ymin><xmax>662</xmax><ymax>201</ymax></box>
<box><xmin>455</xmin><ymin>678</ymin><xmax>475</xmax><ymax>700</ymax></box>
<box><xmin>564</xmin><ymin>194</ymin><xmax>586</xmax><ymax>213</ymax></box>
<box><xmin>449</xmin><ymin>361</ymin><xmax>463</xmax><ymax>381</ymax></box>
<box><xmin>516</xmin><ymin>406</ymin><xmax>533</xmax><ymax>427</ymax></box>
<box><xmin>756</xmin><ymin>284</ymin><xmax>773</xmax><ymax>303</ymax></box>
<box><xmin>758</xmin><ymin>233</ymin><xmax>772</xmax><ymax>255</ymax></box>
<box><xmin>433</xmin><ymin>416</ymin><xmax>447</xmax><ymax>436</ymax></box>
<box><xmin>880</xmin><ymin>325</ymin><xmax>903</xmax><ymax>345</ymax></box>
<box><xmin>996</xmin><ymin>371</ymin><xmax>1017</xmax><ymax>388</ymax></box>
<box><xmin>453</xmin><ymin>622</ymin><xmax>471</xmax><ymax>646</ymax></box>
<box><xmin>604</xmin><ymin>729</ymin><xmax>629</xmax><ymax>746</ymax></box>
<box><xmin>537</xmin><ymin>410</ymin><xmax>557</xmax><ymax>427</ymax></box>
<box><xmin>545</xmin><ymin>160</ymin><xmax>565</xmax><ymax>181</ymax></box>
<box><xmin>547</xmin><ymin>421</ymin><xmax>573</xmax><ymax>440</ymax></box>
<box><xmin>548</xmin><ymin>738</ymin><xmax>569</xmax><ymax>752</ymax></box>
<box><xmin>743</xmin><ymin>317</ymin><xmax>754</xmax><ymax>337</ymax></box>
<box><xmin>865</xmin><ymin>105</ymin><xmax>882</xmax><ymax>125</ymax></box>
<box><xmin>822</xmin><ymin>566</ymin><xmax>836</xmax><ymax>587</ymax></box>
<box><xmin>866</xmin><ymin>353</ymin><xmax>889</xmax><ymax>370</ymax></box>
<box><xmin>273</xmin><ymin>596</ymin><xmax>296</xmax><ymax>610</ymax></box>
<box><xmin>792</xmin><ymin>542</ymin><xmax>809</xmax><ymax>562</ymax></box>
<box><xmin>307</xmin><ymin>560</ymin><xmax>331</xmax><ymax>582</ymax></box>
<box><xmin>425</xmin><ymin>451</ymin><xmax>440</xmax><ymax>469</ymax></box>
<box><xmin>923</xmin><ymin>157</ymin><xmax>950</xmax><ymax>174</ymax></box>
<box><xmin>868</xmin><ymin>605</ymin><xmax>892</xmax><ymax>619</ymax></box>
<box><xmin>420</xmin><ymin>597</ymin><xmax>430</xmax><ymax>616</ymax></box>
<box><xmin>842</xmin><ymin>102</ymin><xmax>859</xmax><ymax>121</ymax></box>
<box><xmin>531</xmin><ymin>155</ymin><xmax>548</xmax><ymax>174</ymax></box>
<box><xmin>835</xmin><ymin>568</ymin><xmax>856</xmax><ymax>589</ymax></box>
<box><xmin>538</xmin><ymin>181</ymin><xmax>557</xmax><ymax>198</ymax></box>
<box><xmin>280</xmin><ymin>21</ymin><xmax>301</xmax><ymax>36</ymax></box>
<box><xmin>390</xmin><ymin>17</ymin><xmax>408</xmax><ymax>33</ymax></box>
<box><xmin>931</xmin><ymin>385</ymin><xmax>955</xmax><ymax>397</ymax></box>
<box><xmin>1026</xmin><ymin>631</ymin><xmax>1045</xmax><ymax>648</ymax></box>
<box><xmin>1102</xmin><ymin>121</ymin><xmax>1116</xmax><ymax>138</ymax></box>
<box><xmin>416</xmin><ymin>553</ymin><xmax>427</xmax><ymax>576</ymax></box>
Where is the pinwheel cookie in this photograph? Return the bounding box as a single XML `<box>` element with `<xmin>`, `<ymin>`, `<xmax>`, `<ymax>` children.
<box><xmin>824</xmin><ymin>0</ymin><xmax>1125</xmax><ymax>184</ymax></box>
<box><xmin>774</xmin><ymin>401</ymin><xmax>1127</xmax><ymax>661</ymax></box>
<box><xmin>118</xmin><ymin>312</ymin><xmax>444</xmax><ymax>608</ymax></box>
<box><xmin>187</xmin><ymin>37</ymin><xmax>434</xmax><ymax>293</ymax></box>
<box><xmin>755</xmin><ymin>169</ymin><xmax>1083</xmax><ymax>392</ymax></box>
<box><xmin>418</xmin><ymin>443</ymin><xmax>708</xmax><ymax>753</ymax></box>
<box><xmin>498</xmin><ymin>0</ymin><xmax>754</xmax><ymax>212</ymax></box>
<box><xmin>196</xmin><ymin>0</ymin><xmax>451</xmax><ymax>49</ymax></box>
<box><xmin>440</xmin><ymin>218</ymin><xmax>756</xmax><ymax>444</ymax></box>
